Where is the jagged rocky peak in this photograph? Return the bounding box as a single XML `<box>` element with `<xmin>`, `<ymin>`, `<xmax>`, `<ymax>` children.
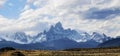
<box><xmin>91</xmin><ymin>32</ymin><xmax>111</xmax><ymax>43</ymax></box>
<box><xmin>92</xmin><ymin>32</ymin><xmax>108</xmax><ymax>38</ymax></box>
<box><xmin>92</xmin><ymin>32</ymin><xmax>104</xmax><ymax>38</ymax></box>
<box><xmin>43</xmin><ymin>30</ymin><xmax>47</xmax><ymax>34</ymax></box>
<box><xmin>54</xmin><ymin>22</ymin><xmax>64</xmax><ymax>30</ymax></box>
<box><xmin>49</xmin><ymin>25</ymin><xmax>54</xmax><ymax>31</ymax></box>
<box><xmin>55</xmin><ymin>22</ymin><xmax>62</xmax><ymax>27</ymax></box>
<box><xmin>92</xmin><ymin>32</ymin><xmax>100</xmax><ymax>35</ymax></box>
<box><xmin>48</xmin><ymin>22</ymin><xmax>64</xmax><ymax>32</ymax></box>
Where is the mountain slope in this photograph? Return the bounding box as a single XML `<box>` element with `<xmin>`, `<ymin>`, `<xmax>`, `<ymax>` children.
<box><xmin>98</xmin><ymin>37</ymin><xmax>120</xmax><ymax>47</ymax></box>
<box><xmin>42</xmin><ymin>38</ymin><xmax>81</xmax><ymax>50</ymax></box>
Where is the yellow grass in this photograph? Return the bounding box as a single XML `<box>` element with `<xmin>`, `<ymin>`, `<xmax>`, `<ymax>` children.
<box><xmin>0</xmin><ymin>48</ymin><xmax>120</xmax><ymax>56</ymax></box>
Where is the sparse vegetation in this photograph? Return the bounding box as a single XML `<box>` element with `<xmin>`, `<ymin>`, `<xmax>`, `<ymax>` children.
<box><xmin>0</xmin><ymin>47</ymin><xmax>120</xmax><ymax>56</ymax></box>
<box><xmin>11</xmin><ymin>51</ymin><xmax>25</xmax><ymax>56</ymax></box>
<box><xmin>0</xmin><ymin>47</ymin><xmax>15</xmax><ymax>52</ymax></box>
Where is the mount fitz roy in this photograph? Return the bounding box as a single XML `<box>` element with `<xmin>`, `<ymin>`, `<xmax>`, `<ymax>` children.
<box><xmin>0</xmin><ymin>22</ymin><xmax>117</xmax><ymax>50</ymax></box>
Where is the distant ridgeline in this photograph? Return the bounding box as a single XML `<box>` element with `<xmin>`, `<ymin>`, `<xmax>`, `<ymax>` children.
<box><xmin>0</xmin><ymin>22</ymin><xmax>119</xmax><ymax>50</ymax></box>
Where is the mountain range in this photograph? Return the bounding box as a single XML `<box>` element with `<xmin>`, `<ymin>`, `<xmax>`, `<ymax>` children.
<box><xmin>0</xmin><ymin>22</ymin><xmax>119</xmax><ymax>50</ymax></box>
<box><xmin>98</xmin><ymin>36</ymin><xmax>120</xmax><ymax>47</ymax></box>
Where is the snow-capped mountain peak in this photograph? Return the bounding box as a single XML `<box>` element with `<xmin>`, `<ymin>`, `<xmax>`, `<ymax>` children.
<box><xmin>0</xmin><ymin>22</ymin><xmax>111</xmax><ymax>45</ymax></box>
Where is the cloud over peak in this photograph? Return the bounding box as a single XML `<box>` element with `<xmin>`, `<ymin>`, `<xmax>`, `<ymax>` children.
<box><xmin>0</xmin><ymin>0</ymin><xmax>120</xmax><ymax>37</ymax></box>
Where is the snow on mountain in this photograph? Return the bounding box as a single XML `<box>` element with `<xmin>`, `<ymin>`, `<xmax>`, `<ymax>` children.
<box><xmin>41</xmin><ymin>22</ymin><xmax>84</xmax><ymax>42</ymax></box>
<box><xmin>0</xmin><ymin>22</ymin><xmax>111</xmax><ymax>45</ymax></box>
<box><xmin>32</xmin><ymin>33</ymin><xmax>47</xmax><ymax>43</ymax></box>
<box><xmin>0</xmin><ymin>32</ymin><xmax>31</xmax><ymax>44</ymax></box>
<box><xmin>76</xmin><ymin>32</ymin><xmax>91</xmax><ymax>42</ymax></box>
<box><xmin>91</xmin><ymin>32</ymin><xmax>111</xmax><ymax>43</ymax></box>
<box><xmin>33</xmin><ymin>22</ymin><xmax>111</xmax><ymax>44</ymax></box>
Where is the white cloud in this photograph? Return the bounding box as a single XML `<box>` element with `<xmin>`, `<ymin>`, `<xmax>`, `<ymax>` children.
<box><xmin>26</xmin><ymin>0</ymin><xmax>34</xmax><ymax>4</ymax></box>
<box><xmin>0</xmin><ymin>0</ymin><xmax>120</xmax><ymax>37</ymax></box>
<box><xmin>33</xmin><ymin>0</ymin><xmax>47</xmax><ymax>8</ymax></box>
<box><xmin>98</xmin><ymin>16</ymin><xmax>120</xmax><ymax>37</ymax></box>
<box><xmin>0</xmin><ymin>0</ymin><xmax>6</xmax><ymax>7</ymax></box>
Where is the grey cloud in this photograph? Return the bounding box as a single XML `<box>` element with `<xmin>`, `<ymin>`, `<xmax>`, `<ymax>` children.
<box><xmin>84</xmin><ymin>8</ymin><xmax>120</xmax><ymax>20</ymax></box>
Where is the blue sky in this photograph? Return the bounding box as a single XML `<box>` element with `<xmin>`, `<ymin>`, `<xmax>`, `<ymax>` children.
<box><xmin>0</xmin><ymin>0</ymin><xmax>26</xmax><ymax>19</ymax></box>
<box><xmin>0</xmin><ymin>0</ymin><xmax>120</xmax><ymax>37</ymax></box>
